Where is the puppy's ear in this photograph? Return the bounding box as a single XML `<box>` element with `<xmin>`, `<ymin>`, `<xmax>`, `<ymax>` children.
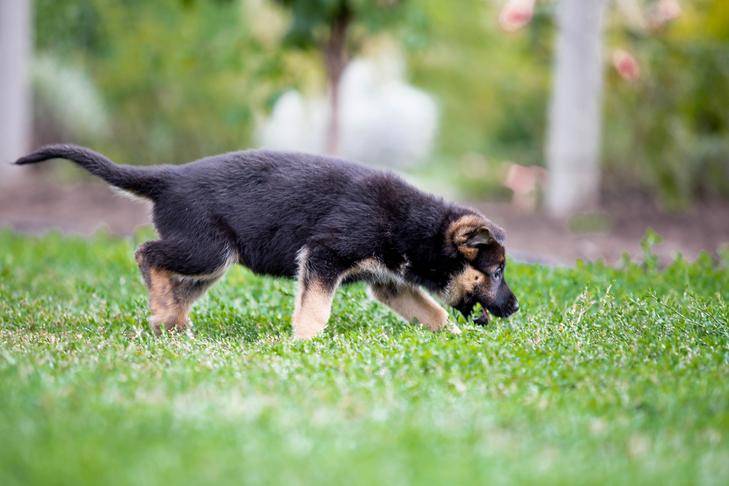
<box><xmin>463</xmin><ymin>227</ymin><xmax>496</xmax><ymax>247</ymax></box>
<box><xmin>447</xmin><ymin>214</ymin><xmax>506</xmax><ymax>259</ymax></box>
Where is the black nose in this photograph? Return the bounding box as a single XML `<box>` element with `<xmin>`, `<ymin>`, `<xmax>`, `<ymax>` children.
<box><xmin>503</xmin><ymin>297</ymin><xmax>519</xmax><ymax>317</ymax></box>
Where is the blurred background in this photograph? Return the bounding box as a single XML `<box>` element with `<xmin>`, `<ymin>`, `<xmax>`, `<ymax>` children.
<box><xmin>0</xmin><ymin>0</ymin><xmax>727</xmax><ymax>264</ymax></box>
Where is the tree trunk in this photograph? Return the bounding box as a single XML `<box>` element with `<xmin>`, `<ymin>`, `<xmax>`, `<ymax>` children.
<box><xmin>545</xmin><ymin>0</ymin><xmax>608</xmax><ymax>217</ymax></box>
<box><xmin>0</xmin><ymin>0</ymin><xmax>32</xmax><ymax>183</ymax></box>
<box><xmin>323</xmin><ymin>8</ymin><xmax>350</xmax><ymax>156</ymax></box>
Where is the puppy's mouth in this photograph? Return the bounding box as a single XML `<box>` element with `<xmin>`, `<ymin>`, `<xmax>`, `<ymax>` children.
<box><xmin>486</xmin><ymin>298</ymin><xmax>520</xmax><ymax>319</ymax></box>
<box><xmin>454</xmin><ymin>300</ymin><xmax>491</xmax><ymax>326</ymax></box>
<box><xmin>473</xmin><ymin>308</ymin><xmax>490</xmax><ymax>326</ymax></box>
<box><xmin>456</xmin><ymin>299</ymin><xmax>519</xmax><ymax>326</ymax></box>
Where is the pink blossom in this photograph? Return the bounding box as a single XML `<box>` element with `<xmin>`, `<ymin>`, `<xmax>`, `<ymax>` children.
<box><xmin>499</xmin><ymin>0</ymin><xmax>536</xmax><ymax>33</ymax></box>
<box><xmin>504</xmin><ymin>163</ymin><xmax>546</xmax><ymax>210</ymax></box>
<box><xmin>649</xmin><ymin>0</ymin><xmax>682</xmax><ymax>29</ymax></box>
<box><xmin>612</xmin><ymin>49</ymin><xmax>641</xmax><ymax>82</ymax></box>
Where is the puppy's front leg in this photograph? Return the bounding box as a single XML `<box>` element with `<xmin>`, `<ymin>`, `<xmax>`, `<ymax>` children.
<box><xmin>292</xmin><ymin>278</ymin><xmax>337</xmax><ymax>340</ymax></box>
<box><xmin>370</xmin><ymin>284</ymin><xmax>460</xmax><ymax>334</ymax></box>
<box><xmin>292</xmin><ymin>247</ymin><xmax>341</xmax><ymax>340</ymax></box>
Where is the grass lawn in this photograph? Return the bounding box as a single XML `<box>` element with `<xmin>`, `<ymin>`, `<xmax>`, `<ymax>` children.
<box><xmin>1</xmin><ymin>230</ymin><xmax>728</xmax><ymax>485</ymax></box>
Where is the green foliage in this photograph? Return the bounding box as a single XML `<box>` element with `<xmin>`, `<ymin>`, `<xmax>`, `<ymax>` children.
<box><xmin>274</xmin><ymin>0</ymin><xmax>410</xmax><ymax>48</ymax></box>
<box><xmin>409</xmin><ymin>0</ymin><xmax>552</xmax><ymax>166</ymax></box>
<box><xmin>34</xmin><ymin>0</ymin><xmax>289</xmax><ymax>164</ymax></box>
<box><xmin>412</xmin><ymin>0</ymin><xmax>729</xmax><ymax>204</ymax></box>
<box><xmin>1</xmin><ymin>230</ymin><xmax>728</xmax><ymax>484</ymax></box>
<box><xmin>604</xmin><ymin>1</ymin><xmax>729</xmax><ymax>205</ymax></box>
<box><xmin>32</xmin><ymin>54</ymin><xmax>110</xmax><ymax>144</ymax></box>
<box><xmin>30</xmin><ymin>0</ymin><xmax>729</xmax><ymax>204</ymax></box>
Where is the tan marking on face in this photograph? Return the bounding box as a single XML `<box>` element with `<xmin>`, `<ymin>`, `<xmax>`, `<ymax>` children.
<box><xmin>441</xmin><ymin>266</ymin><xmax>487</xmax><ymax>306</ymax></box>
<box><xmin>370</xmin><ymin>285</ymin><xmax>449</xmax><ymax>332</ymax></box>
<box><xmin>292</xmin><ymin>279</ymin><xmax>335</xmax><ymax>340</ymax></box>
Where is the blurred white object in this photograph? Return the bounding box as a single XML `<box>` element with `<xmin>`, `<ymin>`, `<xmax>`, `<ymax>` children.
<box><xmin>498</xmin><ymin>0</ymin><xmax>536</xmax><ymax>33</ymax></box>
<box><xmin>0</xmin><ymin>0</ymin><xmax>31</xmax><ymax>180</ymax></box>
<box><xmin>33</xmin><ymin>55</ymin><xmax>110</xmax><ymax>141</ymax></box>
<box><xmin>546</xmin><ymin>0</ymin><xmax>609</xmax><ymax>217</ymax></box>
<box><xmin>258</xmin><ymin>92</ymin><xmax>328</xmax><ymax>155</ymax></box>
<box><xmin>257</xmin><ymin>54</ymin><xmax>438</xmax><ymax>168</ymax></box>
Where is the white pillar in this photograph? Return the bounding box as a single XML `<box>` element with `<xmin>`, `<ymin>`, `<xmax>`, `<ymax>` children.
<box><xmin>0</xmin><ymin>0</ymin><xmax>32</xmax><ymax>182</ymax></box>
<box><xmin>546</xmin><ymin>0</ymin><xmax>608</xmax><ymax>217</ymax></box>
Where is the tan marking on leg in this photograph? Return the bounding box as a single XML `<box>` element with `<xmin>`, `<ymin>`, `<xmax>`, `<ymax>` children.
<box><xmin>147</xmin><ymin>268</ymin><xmax>191</xmax><ymax>334</ymax></box>
<box><xmin>351</xmin><ymin>258</ymin><xmax>406</xmax><ymax>285</ymax></box>
<box><xmin>292</xmin><ymin>279</ymin><xmax>335</xmax><ymax>340</ymax></box>
<box><xmin>135</xmin><ymin>244</ymin><xmax>220</xmax><ymax>335</ymax></box>
<box><xmin>371</xmin><ymin>285</ymin><xmax>450</xmax><ymax>332</ymax></box>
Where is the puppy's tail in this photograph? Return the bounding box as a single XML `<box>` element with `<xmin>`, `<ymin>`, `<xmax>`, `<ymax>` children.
<box><xmin>14</xmin><ymin>144</ymin><xmax>167</xmax><ymax>199</ymax></box>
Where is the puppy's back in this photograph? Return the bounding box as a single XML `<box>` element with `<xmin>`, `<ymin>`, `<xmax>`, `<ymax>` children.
<box><xmin>153</xmin><ymin>150</ymin><xmax>417</xmax><ymax>277</ymax></box>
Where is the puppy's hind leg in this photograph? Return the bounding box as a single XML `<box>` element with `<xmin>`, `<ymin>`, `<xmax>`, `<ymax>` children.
<box><xmin>135</xmin><ymin>238</ymin><xmax>231</xmax><ymax>334</ymax></box>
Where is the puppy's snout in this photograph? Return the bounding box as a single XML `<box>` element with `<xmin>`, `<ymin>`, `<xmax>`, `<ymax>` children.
<box><xmin>503</xmin><ymin>296</ymin><xmax>519</xmax><ymax>317</ymax></box>
<box><xmin>491</xmin><ymin>295</ymin><xmax>519</xmax><ymax>318</ymax></box>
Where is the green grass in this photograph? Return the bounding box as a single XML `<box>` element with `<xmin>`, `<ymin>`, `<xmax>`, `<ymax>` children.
<box><xmin>1</xmin><ymin>230</ymin><xmax>728</xmax><ymax>485</ymax></box>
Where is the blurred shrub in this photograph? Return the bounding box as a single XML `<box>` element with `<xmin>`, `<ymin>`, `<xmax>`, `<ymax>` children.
<box><xmin>32</xmin><ymin>54</ymin><xmax>109</xmax><ymax>144</ymax></box>
<box><xmin>604</xmin><ymin>0</ymin><xmax>729</xmax><ymax>206</ymax></box>
<box><xmin>408</xmin><ymin>0</ymin><xmax>552</xmax><ymax>168</ymax></box>
<box><xmin>411</xmin><ymin>0</ymin><xmax>729</xmax><ymax>205</ymax></box>
<box><xmin>31</xmin><ymin>0</ymin><xmax>729</xmax><ymax>206</ymax></box>
<box><xmin>34</xmin><ymin>0</ymin><xmax>290</xmax><ymax>164</ymax></box>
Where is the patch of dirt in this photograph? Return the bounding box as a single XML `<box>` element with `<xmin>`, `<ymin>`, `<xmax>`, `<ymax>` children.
<box><xmin>0</xmin><ymin>174</ymin><xmax>150</xmax><ymax>236</ymax></box>
<box><xmin>472</xmin><ymin>200</ymin><xmax>728</xmax><ymax>265</ymax></box>
<box><xmin>1</xmin><ymin>173</ymin><xmax>727</xmax><ymax>266</ymax></box>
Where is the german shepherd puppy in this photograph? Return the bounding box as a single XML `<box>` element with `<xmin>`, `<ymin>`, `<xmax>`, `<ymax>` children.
<box><xmin>16</xmin><ymin>145</ymin><xmax>519</xmax><ymax>338</ymax></box>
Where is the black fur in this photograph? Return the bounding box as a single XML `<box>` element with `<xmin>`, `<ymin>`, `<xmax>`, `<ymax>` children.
<box><xmin>16</xmin><ymin>144</ymin><xmax>518</xmax><ymax>324</ymax></box>
<box><xmin>15</xmin><ymin>145</ymin><xmax>170</xmax><ymax>199</ymax></box>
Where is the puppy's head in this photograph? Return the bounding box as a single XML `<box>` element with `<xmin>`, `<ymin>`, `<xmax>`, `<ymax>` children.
<box><xmin>442</xmin><ymin>214</ymin><xmax>519</xmax><ymax>324</ymax></box>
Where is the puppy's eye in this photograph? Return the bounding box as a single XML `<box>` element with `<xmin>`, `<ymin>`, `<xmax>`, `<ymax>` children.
<box><xmin>492</xmin><ymin>269</ymin><xmax>502</xmax><ymax>280</ymax></box>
